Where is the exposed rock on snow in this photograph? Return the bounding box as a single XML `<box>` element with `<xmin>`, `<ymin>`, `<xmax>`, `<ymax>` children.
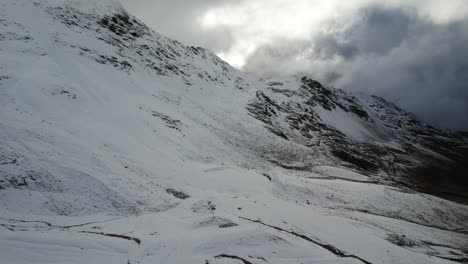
<box><xmin>0</xmin><ymin>0</ymin><xmax>467</xmax><ymax>263</ymax></box>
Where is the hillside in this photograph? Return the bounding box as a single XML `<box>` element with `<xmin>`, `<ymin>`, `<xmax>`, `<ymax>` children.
<box><xmin>0</xmin><ymin>1</ymin><xmax>467</xmax><ymax>263</ymax></box>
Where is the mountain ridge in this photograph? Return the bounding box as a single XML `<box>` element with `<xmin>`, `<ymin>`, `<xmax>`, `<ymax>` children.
<box><xmin>1</xmin><ymin>1</ymin><xmax>467</xmax><ymax>263</ymax></box>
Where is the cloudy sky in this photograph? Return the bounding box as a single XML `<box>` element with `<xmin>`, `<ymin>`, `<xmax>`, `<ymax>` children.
<box><xmin>120</xmin><ymin>0</ymin><xmax>468</xmax><ymax>131</ymax></box>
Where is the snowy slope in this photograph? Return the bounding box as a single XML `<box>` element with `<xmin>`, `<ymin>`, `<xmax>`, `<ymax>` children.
<box><xmin>1</xmin><ymin>1</ymin><xmax>467</xmax><ymax>263</ymax></box>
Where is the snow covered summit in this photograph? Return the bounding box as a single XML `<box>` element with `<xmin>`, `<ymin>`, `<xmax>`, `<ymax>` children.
<box><xmin>0</xmin><ymin>0</ymin><xmax>467</xmax><ymax>263</ymax></box>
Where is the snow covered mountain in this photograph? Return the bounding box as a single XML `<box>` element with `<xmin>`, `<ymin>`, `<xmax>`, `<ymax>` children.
<box><xmin>1</xmin><ymin>1</ymin><xmax>467</xmax><ymax>263</ymax></box>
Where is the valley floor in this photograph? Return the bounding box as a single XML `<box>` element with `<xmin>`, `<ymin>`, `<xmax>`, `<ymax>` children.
<box><xmin>1</xmin><ymin>164</ymin><xmax>467</xmax><ymax>264</ymax></box>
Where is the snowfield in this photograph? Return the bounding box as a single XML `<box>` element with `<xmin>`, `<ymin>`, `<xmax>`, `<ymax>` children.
<box><xmin>0</xmin><ymin>1</ymin><xmax>467</xmax><ymax>263</ymax></box>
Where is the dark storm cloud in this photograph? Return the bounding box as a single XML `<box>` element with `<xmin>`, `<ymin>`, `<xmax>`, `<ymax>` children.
<box><xmin>243</xmin><ymin>6</ymin><xmax>468</xmax><ymax>130</ymax></box>
<box><xmin>309</xmin><ymin>7</ymin><xmax>414</xmax><ymax>60</ymax></box>
<box><xmin>313</xmin><ymin>35</ymin><xmax>358</xmax><ymax>60</ymax></box>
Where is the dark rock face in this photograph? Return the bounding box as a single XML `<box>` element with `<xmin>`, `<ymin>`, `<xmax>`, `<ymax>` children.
<box><xmin>218</xmin><ymin>222</ymin><xmax>238</xmax><ymax>228</ymax></box>
<box><xmin>408</xmin><ymin>147</ymin><xmax>468</xmax><ymax>204</ymax></box>
<box><xmin>151</xmin><ymin>111</ymin><xmax>182</xmax><ymax>131</ymax></box>
<box><xmin>300</xmin><ymin>77</ymin><xmax>370</xmax><ymax>121</ymax></box>
<box><xmin>331</xmin><ymin>149</ymin><xmax>379</xmax><ymax>172</ymax></box>
<box><xmin>247</xmin><ymin>77</ymin><xmax>389</xmax><ymax>173</ymax></box>
<box><xmin>166</xmin><ymin>188</ymin><xmax>190</xmax><ymax>200</ymax></box>
<box><xmin>98</xmin><ymin>12</ymin><xmax>148</xmax><ymax>38</ymax></box>
<box><xmin>246</xmin><ymin>77</ymin><xmax>468</xmax><ymax>199</ymax></box>
<box><xmin>47</xmin><ymin>4</ymin><xmax>238</xmax><ymax>84</ymax></box>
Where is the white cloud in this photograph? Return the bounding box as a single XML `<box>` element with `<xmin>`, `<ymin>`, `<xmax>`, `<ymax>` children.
<box><xmin>194</xmin><ymin>0</ymin><xmax>468</xmax><ymax>68</ymax></box>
